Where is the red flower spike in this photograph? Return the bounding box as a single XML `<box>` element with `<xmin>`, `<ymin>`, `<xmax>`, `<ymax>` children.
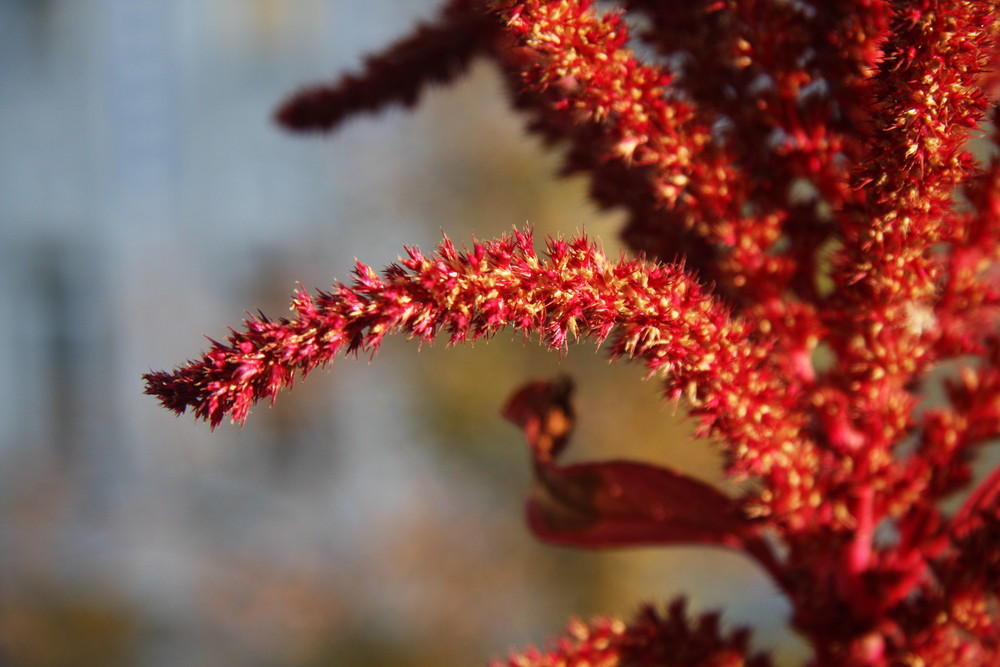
<box><xmin>148</xmin><ymin>0</ymin><xmax>1000</xmax><ymax>664</ymax></box>
<box><xmin>145</xmin><ymin>228</ymin><xmax>814</xmax><ymax>506</ymax></box>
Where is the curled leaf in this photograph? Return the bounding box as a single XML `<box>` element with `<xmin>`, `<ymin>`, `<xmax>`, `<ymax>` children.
<box><xmin>501</xmin><ymin>374</ymin><xmax>575</xmax><ymax>462</ymax></box>
<box><xmin>503</xmin><ymin>377</ymin><xmax>757</xmax><ymax>549</ymax></box>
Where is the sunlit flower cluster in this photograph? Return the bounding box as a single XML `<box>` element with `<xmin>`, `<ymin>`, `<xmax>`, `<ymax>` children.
<box><xmin>147</xmin><ymin>1</ymin><xmax>1000</xmax><ymax>664</ymax></box>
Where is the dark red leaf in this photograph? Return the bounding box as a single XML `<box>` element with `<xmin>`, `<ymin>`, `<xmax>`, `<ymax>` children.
<box><xmin>503</xmin><ymin>376</ymin><xmax>756</xmax><ymax>549</ymax></box>
<box><xmin>527</xmin><ymin>459</ymin><xmax>754</xmax><ymax>549</ymax></box>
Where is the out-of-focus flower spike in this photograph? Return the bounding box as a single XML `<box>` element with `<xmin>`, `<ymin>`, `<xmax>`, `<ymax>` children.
<box><xmin>488</xmin><ymin>600</ymin><xmax>773</xmax><ymax>667</ymax></box>
<box><xmin>275</xmin><ymin>0</ymin><xmax>497</xmax><ymax>132</ymax></box>
<box><xmin>491</xmin><ymin>1</ymin><xmax>727</xmax><ymax>259</ymax></box>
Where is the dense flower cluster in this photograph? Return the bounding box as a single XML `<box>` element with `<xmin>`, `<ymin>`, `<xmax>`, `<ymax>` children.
<box><xmin>487</xmin><ymin>601</ymin><xmax>772</xmax><ymax>667</ymax></box>
<box><xmin>146</xmin><ymin>1</ymin><xmax>1000</xmax><ymax>665</ymax></box>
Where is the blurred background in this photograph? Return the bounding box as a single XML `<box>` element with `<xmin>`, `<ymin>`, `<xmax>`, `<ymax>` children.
<box><xmin>0</xmin><ymin>1</ymin><xmax>803</xmax><ymax>665</ymax></box>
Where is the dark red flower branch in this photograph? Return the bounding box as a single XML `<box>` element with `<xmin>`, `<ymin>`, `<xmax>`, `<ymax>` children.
<box><xmin>275</xmin><ymin>0</ymin><xmax>497</xmax><ymax>133</ymax></box>
<box><xmin>901</xmin><ymin>466</ymin><xmax>1000</xmax><ymax>664</ymax></box>
<box><xmin>494</xmin><ymin>0</ymin><xmax>742</xmax><ymax>273</ymax></box>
